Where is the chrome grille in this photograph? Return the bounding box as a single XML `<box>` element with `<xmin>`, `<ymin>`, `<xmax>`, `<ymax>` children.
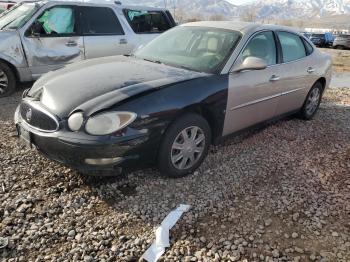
<box><xmin>20</xmin><ymin>102</ymin><xmax>59</xmax><ymax>132</ymax></box>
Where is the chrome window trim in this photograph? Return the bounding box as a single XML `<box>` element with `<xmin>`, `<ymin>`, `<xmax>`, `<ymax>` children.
<box><xmin>20</xmin><ymin>100</ymin><xmax>60</xmax><ymax>133</ymax></box>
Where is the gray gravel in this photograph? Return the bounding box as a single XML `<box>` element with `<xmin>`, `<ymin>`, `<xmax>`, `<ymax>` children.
<box><xmin>0</xmin><ymin>88</ymin><xmax>349</xmax><ymax>261</ymax></box>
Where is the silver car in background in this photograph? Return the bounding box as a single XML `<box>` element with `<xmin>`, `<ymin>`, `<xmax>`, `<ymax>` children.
<box><xmin>333</xmin><ymin>34</ymin><xmax>350</xmax><ymax>50</ymax></box>
<box><xmin>0</xmin><ymin>0</ymin><xmax>175</xmax><ymax>97</ymax></box>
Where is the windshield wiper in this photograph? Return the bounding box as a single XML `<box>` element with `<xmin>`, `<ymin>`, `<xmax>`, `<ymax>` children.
<box><xmin>142</xmin><ymin>58</ymin><xmax>163</xmax><ymax>64</ymax></box>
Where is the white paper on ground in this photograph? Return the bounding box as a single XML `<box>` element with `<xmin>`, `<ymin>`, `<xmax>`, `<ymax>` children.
<box><xmin>141</xmin><ymin>204</ymin><xmax>191</xmax><ymax>262</ymax></box>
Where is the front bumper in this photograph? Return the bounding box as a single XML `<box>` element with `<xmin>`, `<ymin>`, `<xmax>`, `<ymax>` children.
<box><xmin>15</xmin><ymin>108</ymin><xmax>158</xmax><ymax>175</ymax></box>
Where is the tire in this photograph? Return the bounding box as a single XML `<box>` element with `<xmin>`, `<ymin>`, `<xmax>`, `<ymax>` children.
<box><xmin>298</xmin><ymin>82</ymin><xmax>323</xmax><ymax>120</ymax></box>
<box><xmin>0</xmin><ymin>61</ymin><xmax>16</xmax><ymax>98</ymax></box>
<box><xmin>158</xmin><ymin>113</ymin><xmax>211</xmax><ymax>178</ymax></box>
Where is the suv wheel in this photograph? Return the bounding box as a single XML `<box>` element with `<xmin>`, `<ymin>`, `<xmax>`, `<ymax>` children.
<box><xmin>298</xmin><ymin>82</ymin><xmax>323</xmax><ymax>120</ymax></box>
<box><xmin>158</xmin><ymin>113</ymin><xmax>211</xmax><ymax>178</ymax></box>
<box><xmin>0</xmin><ymin>62</ymin><xmax>16</xmax><ymax>98</ymax></box>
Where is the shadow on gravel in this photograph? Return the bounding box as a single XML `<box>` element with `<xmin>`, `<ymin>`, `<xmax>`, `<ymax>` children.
<box><xmin>0</xmin><ymin>82</ymin><xmax>33</xmax><ymax>122</ymax></box>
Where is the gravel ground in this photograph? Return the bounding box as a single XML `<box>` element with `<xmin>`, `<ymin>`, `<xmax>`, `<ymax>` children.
<box><xmin>0</xmin><ymin>87</ymin><xmax>350</xmax><ymax>262</ymax></box>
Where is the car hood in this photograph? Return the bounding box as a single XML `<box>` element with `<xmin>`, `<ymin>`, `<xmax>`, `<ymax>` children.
<box><xmin>28</xmin><ymin>56</ymin><xmax>208</xmax><ymax>118</ymax></box>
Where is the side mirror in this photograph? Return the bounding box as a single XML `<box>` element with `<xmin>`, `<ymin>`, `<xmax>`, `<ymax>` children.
<box><xmin>233</xmin><ymin>57</ymin><xmax>268</xmax><ymax>73</ymax></box>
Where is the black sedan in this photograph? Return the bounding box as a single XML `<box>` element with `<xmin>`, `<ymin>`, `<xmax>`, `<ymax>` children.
<box><xmin>15</xmin><ymin>22</ymin><xmax>332</xmax><ymax>177</ymax></box>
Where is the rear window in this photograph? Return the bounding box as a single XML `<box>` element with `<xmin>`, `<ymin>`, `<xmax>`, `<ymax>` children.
<box><xmin>81</xmin><ymin>6</ymin><xmax>124</xmax><ymax>35</ymax></box>
<box><xmin>337</xmin><ymin>35</ymin><xmax>350</xmax><ymax>39</ymax></box>
<box><xmin>302</xmin><ymin>38</ymin><xmax>314</xmax><ymax>55</ymax></box>
<box><xmin>123</xmin><ymin>9</ymin><xmax>171</xmax><ymax>34</ymax></box>
<box><xmin>277</xmin><ymin>31</ymin><xmax>306</xmax><ymax>63</ymax></box>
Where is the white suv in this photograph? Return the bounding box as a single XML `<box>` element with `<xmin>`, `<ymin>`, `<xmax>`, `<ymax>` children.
<box><xmin>0</xmin><ymin>0</ymin><xmax>176</xmax><ymax>97</ymax></box>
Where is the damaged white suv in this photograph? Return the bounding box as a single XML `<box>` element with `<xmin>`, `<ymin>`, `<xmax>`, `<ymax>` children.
<box><xmin>0</xmin><ymin>0</ymin><xmax>176</xmax><ymax>97</ymax></box>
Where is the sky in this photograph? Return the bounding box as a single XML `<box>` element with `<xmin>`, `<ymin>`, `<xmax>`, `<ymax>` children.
<box><xmin>227</xmin><ymin>0</ymin><xmax>256</xmax><ymax>5</ymax></box>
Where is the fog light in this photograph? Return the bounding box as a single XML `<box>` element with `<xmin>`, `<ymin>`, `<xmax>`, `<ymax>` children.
<box><xmin>85</xmin><ymin>157</ymin><xmax>123</xmax><ymax>166</ymax></box>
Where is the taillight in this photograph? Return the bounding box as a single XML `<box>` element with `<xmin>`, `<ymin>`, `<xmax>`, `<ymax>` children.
<box><xmin>7</xmin><ymin>4</ymin><xmax>14</xmax><ymax>9</ymax></box>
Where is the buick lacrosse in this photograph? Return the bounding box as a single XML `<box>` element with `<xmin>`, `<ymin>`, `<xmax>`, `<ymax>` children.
<box><xmin>15</xmin><ymin>22</ymin><xmax>332</xmax><ymax>177</ymax></box>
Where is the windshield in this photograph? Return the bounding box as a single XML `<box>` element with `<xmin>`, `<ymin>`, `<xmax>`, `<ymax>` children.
<box><xmin>311</xmin><ymin>34</ymin><xmax>324</xmax><ymax>38</ymax></box>
<box><xmin>0</xmin><ymin>2</ymin><xmax>41</xmax><ymax>30</ymax></box>
<box><xmin>134</xmin><ymin>26</ymin><xmax>242</xmax><ymax>74</ymax></box>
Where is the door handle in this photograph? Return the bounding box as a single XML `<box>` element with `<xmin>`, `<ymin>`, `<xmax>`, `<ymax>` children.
<box><xmin>65</xmin><ymin>40</ymin><xmax>77</xmax><ymax>47</ymax></box>
<box><xmin>270</xmin><ymin>75</ymin><xmax>280</xmax><ymax>82</ymax></box>
<box><xmin>119</xmin><ymin>39</ymin><xmax>128</xmax><ymax>45</ymax></box>
<box><xmin>307</xmin><ymin>67</ymin><xmax>315</xmax><ymax>73</ymax></box>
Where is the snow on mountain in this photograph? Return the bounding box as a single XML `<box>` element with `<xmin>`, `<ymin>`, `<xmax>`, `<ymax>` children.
<box><xmin>245</xmin><ymin>0</ymin><xmax>350</xmax><ymax>19</ymax></box>
<box><xmin>123</xmin><ymin>0</ymin><xmax>238</xmax><ymax>19</ymax></box>
<box><xmin>123</xmin><ymin>0</ymin><xmax>350</xmax><ymax>19</ymax></box>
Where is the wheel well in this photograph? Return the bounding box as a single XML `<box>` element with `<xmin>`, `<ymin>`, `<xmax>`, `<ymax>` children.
<box><xmin>172</xmin><ymin>105</ymin><xmax>220</xmax><ymax>144</ymax></box>
<box><xmin>0</xmin><ymin>59</ymin><xmax>19</xmax><ymax>82</ymax></box>
<box><xmin>316</xmin><ymin>77</ymin><xmax>326</xmax><ymax>93</ymax></box>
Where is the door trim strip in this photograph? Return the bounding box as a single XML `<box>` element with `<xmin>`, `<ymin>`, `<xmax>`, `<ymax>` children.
<box><xmin>230</xmin><ymin>93</ymin><xmax>280</xmax><ymax>111</ymax></box>
<box><xmin>281</xmin><ymin>87</ymin><xmax>304</xmax><ymax>96</ymax></box>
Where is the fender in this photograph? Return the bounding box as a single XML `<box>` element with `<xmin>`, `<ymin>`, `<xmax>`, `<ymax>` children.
<box><xmin>0</xmin><ymin>31</ymin><xmax>28</xmax><ymax>68</ymax></box>
<box><xmin>114</xmin><ymin>74</ymin><xmax>230</xmax><ymax>141</ymax></box>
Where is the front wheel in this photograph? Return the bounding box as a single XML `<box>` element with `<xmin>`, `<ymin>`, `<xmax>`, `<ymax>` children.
<box><xmin>298</xmin><ymin>82</ymin><xmax>323</xmax><ymax>120</ymax></box>
<box><xmin>0</xmin><ymin>62</ymin><xmax>16</xmax><ymax>98</ymax></box>
<box><xmin>158</xmin><ymin>113</ymin><xmax>211</xmax><ymax>178</ymax></box>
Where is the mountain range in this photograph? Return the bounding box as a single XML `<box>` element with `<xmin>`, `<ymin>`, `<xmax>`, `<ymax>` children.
<box><xmin>124</xmin><ymin>0</ymin><xmax>350</xmax><ymax>20</ymax></box>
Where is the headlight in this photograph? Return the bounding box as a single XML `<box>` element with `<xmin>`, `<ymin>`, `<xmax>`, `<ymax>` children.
<box><xmin>85</xmin><ymin>112</ymin><xmax>137</xmax><ymax>136</ymax></box>
<box><xmin>68</xmin><ymin>112</ymin><xmax>84</xmax><ymax>131</ymax></box>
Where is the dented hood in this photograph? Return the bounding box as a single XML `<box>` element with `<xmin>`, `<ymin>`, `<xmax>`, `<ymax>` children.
<box><xmin>28</xmin><ymin>56</ymin><xmax>207</xmax><ymax>118</ymax></box>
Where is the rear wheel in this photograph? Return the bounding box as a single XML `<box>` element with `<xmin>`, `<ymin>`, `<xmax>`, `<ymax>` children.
<box><xmin>298</xmin><ymin>82</ymin><xmax>323</xmax><ymax>120</ymax></box>
<box><xmin>0</xmin><ymin>62</ymin><xmax>16</xmax><ymax>98</ymax></box>
<box><xmin>158</xmin><ymin>113</ymin><xmax>211</xmax><ymax>178</ymax></box>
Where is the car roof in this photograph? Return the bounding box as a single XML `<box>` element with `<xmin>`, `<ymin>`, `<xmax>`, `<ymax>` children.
<box><xmin>24</xmin><ymin>0</ymin><xmax>167</xmax><ymax>11</ymax></box>
<box><xmin>182</xmin><ymin>21</ymin><xmax>301</xmax><ymax>35</ymax></box>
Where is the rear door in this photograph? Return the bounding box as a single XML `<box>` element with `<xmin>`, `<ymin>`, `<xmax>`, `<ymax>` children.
<box><xmin>21</xmin><ymin>4</ymin><xmax>84</xmax><ymax>78</ymax></box>
<box><xmin>81</xmin><ymin>6</ymin><xmax>133</xmax><ymax>59</ymax></box>
<box><xmin>275</xmin><ymin>31</ymin><xmax>319</xmax><ymax>115</ymax></box>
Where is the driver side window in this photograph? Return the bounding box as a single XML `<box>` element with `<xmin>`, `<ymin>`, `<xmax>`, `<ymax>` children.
<box><xmin>30</xmin><ymin>6</ymin><xmax>76</xmax><ymax>37</ymax></box>
<box><xmin>242</xmin><ymin>31</ymin><xmax>277</xmax><ymax>66</ymax></box>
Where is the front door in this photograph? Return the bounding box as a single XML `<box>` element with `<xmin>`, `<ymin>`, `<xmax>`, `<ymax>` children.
<box><xmin>22</xmin><ymin>5</ymin><xmax>84</xmax><ymax>79</ymax></box>
<box><xmin>81</xmin><ymin>6</ymin><xmax>133</xmax><ymax>59</ymax></box>
<box><xmin>223</xmin><ymin>31</ymin><xmax>282</xmax><ymax>136</ymax></box>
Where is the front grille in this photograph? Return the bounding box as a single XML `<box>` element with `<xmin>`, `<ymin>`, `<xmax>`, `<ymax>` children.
<box><xmin>20</xmin><ymin>102</ymin><xmax>59</xmax><ymax>132</ymax></box>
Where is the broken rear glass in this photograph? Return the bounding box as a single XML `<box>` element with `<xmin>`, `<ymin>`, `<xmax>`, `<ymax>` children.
<box><xmin>123</xmin><ymin>9</ymin><xmax>171</xmax><ymax>34</ymax></box>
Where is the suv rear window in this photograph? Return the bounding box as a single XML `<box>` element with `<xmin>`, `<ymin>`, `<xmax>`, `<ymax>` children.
<box><xmin>123</xmin><ymin>9</ymin><xmax>171</xmax><ymax>34</ymax></box>
<box><xmin>81</xmin><ymin>6</ymin><xmax>124</xmax><ymax>35</ymax></box>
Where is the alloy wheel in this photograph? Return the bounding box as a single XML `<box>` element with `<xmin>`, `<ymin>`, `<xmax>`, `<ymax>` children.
<box><xmin>305</xmin><ymin>88</ymin><xmax>321</xmax><ymax>116</ymax></box>
<box><xmin>171</xmin><ymin>126</ymin><xmax>205</xmax><ymax>170</ymax></box>
<box><xmin>0</xmin><ymin>69</ymin><xmax>9</xmax><ymax>95</ymax></box>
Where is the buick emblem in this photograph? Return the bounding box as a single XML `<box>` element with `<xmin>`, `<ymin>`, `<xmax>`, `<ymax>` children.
<box><xmin>26</xmin><ymin>108</ymin><xmax>32</xmax><ymax>122</ymax></box>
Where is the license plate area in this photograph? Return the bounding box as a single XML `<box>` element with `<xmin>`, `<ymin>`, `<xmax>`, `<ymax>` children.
<box><xmin>18</xmin><ymin>125</ymin><xmax>32</xmax><ymax>148</ymax></box>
